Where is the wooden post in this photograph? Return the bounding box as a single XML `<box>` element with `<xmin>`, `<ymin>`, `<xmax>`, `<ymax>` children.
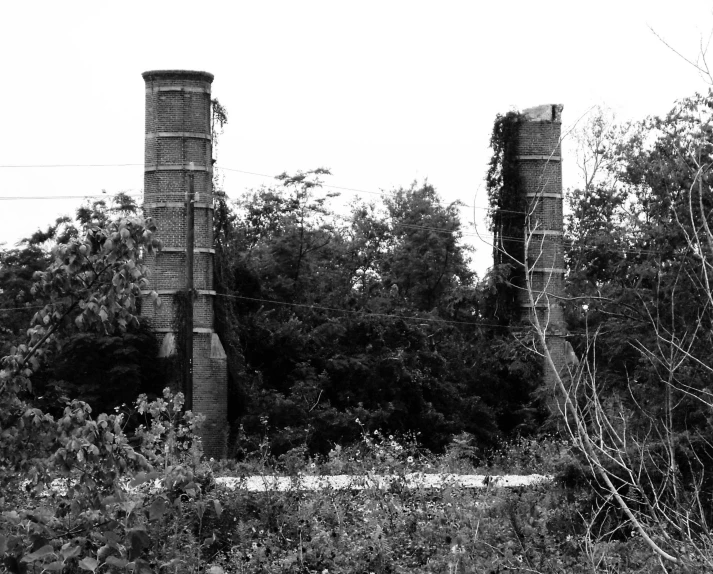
<box><xmin>185</xmin><ymin>170</ymin><xmax>195</xmax><ymax>411</ymax></box>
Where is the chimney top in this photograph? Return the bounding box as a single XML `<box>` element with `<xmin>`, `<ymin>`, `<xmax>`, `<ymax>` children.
<box><xmin>522</xmin><ymin>104</ymin><xmax>563</xmax><ymax>122</ymax></box>
<box><xmin>142</xmin><ymin>70</ymin><xmax>214</xmax><ymax>83</ymax></box>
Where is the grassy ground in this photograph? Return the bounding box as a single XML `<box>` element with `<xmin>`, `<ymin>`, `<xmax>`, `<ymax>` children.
<box><xmin>1</xmin><ymin>433</ymin><xmax>672</xmax><ymax>574</ymax></box>
<box><xmin>194</xmin><ymin>434</ymin><xmax>661</xmax><ymax>573</ymax></box>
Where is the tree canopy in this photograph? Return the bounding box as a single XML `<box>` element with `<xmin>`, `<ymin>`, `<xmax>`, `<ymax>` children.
<box><xmin>213</xmin><ymin>172</ymin><xmax>541</xmax><ymax>455</ymax></box>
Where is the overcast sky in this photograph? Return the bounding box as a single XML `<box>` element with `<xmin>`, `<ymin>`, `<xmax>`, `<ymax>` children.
<box><xmin>2</xmin><ymin>1</ymin><xmax>712</xmax><ymax>276</ymax></box>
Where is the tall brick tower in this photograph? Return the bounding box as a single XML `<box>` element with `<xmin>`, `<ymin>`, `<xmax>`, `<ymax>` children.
<box><xmin>141</xmin><ymin>70</ymin><xmax>227</xmax><ymax>457</ymax></box>
<box><xmin>516</xmin><ymin>104</ymin><xmax>567</xmax><ymax>410</ymax></box>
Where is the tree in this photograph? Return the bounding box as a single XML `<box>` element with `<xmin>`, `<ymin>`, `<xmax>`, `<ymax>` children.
<box><xmin>0</xmin><ymin>194</ymin><xmax>168</xmax><ymax>414</ymax></box>
<box><xmin>1</xmin><ymin>209</ymin><xmax>162</xmax><ymax>470</ymax></box>
<box><xmin>212</xmin><ymin>172</ymin><xmax>540</xmax><ymax>456</ymax></box>
<box><xmin>533</xmin><ymin>91</ymin><xmax>713</xmax><ymax>568</ymax></box>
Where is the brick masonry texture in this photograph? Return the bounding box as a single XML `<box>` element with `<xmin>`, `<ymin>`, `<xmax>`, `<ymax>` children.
<box><xmin>520</xmin><ymin>163</ymin><xmax>562</xmax><ymax>196</ymax></box>
<box><xmin>142</xmin><ymin>294</ymin><xmax>216</xmax><ymax>330</ymax></box>
<box><xmin>144</xmin><ymin>172</ymin><xmax>212</xmax><ymax>203</ymax></box>
<box><xmin>143</xmin><ymin>252</ymin><xmax>213</xmax><ymax>291</ymax></box>
<box><xmin>516</xmin><ymin>106</ymin><xmax>567</xmax><ymax>413</ymax></box>
<box><xmin>143</xmin><ymin>207</ymin><xmax>214</xmax><ymax>249</ymax></box>
<box><xmin>141</xmin><ymin>70</ymin><xmax>228</xmax><ymax>458</ymax></box>
<box><xmin>517</xmin><ymin>122</ymin><xmax>562</xmax><ymax>156</ymax></box>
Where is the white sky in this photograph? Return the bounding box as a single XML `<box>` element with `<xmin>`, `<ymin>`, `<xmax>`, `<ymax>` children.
<box><xmin>1</xmin><ymin>1</ymin><xmax>711</xmax><ymax>276</ymax></box>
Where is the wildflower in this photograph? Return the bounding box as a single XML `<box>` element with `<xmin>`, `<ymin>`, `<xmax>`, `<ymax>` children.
<box><xmin>566</xmin><ymin>534</ymin><xmax>572</xmax><ymax>542</ymax></box>
<box><xmin>311</xmin><ymin>462</ymin><xmax>316</xmax><ymax>469</ymax></box>
<box><xmin>407</xmin><ymin>456</ymin><xmax>414</xmax><ymax>463</ymax></box>
<box><xmin>374</xmin><ymin>430</ymin><xmax>380</xmax><ymax>435</ymax></box>
<box><xmin>322</xmin><ymin>570</ymin><xmax>329</xmax><ymax>574</ymax></box>
<box><xmin>517</xmin><ymin>555</ymin><xmax>523</xmax><ymax>563</ymax></box>
<box><xmin>355</xmin><ymin>418</ymin><xmax>360</xmax><ymax>424</ymax></box>
<box><xmin>389</xmin><ymin>435</ymin><xmax>394</xmax><ymax>440</ymax></box>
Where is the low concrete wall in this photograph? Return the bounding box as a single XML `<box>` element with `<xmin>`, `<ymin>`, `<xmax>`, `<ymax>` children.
<box><xmin>216</xmin><ymin>473</ymin><xmax>553</xmax><ymax>492</ymax></box>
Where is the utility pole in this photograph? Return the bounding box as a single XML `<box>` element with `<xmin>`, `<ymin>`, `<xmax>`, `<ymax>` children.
<box><xmin>185</xmin><ymin>168</ymin><xmax>195</xmax><ymax>411</ymax></box>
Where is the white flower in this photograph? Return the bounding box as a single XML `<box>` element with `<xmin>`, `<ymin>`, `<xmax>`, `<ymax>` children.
<box><xmin>355</xmin><ymin>418</ymin><xmax>360</xmax><ymax>424</ymax></box>
<box><xmin>310</xmin><ymin>463</ymin><xmax>316</xmax><ymax>469</ymax></box>
<box><xmin>407</xmin><ymin>456</ymin><xmax>414</xmax><ymax>463</ymax></box>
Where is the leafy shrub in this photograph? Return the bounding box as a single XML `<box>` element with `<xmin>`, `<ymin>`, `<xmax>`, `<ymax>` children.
<box><xmin>0</xmin><ymin>388</ymin><xmax>223</xmax><ymax>574</ymax></box>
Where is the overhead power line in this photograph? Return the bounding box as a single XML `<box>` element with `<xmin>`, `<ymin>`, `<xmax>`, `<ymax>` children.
<box><xmin>0</xmin><ymin>162</ymin><xmax>688</xmax><ymax>258</ymax></box>
<box><xmin>215</xmin><ymin>292</ymin><xmax>531</xmax><ymax>331</ymax></box>
<box><xmin>214</xmin><ymin>165</ymin><xmax>501</xmax><ymax>212</ymax></box>
<box><xmin>0</xmin><ymin>161</ymin><xmax>500</xmax><ymax>212</ymax></box>
<box><xmin>214</xmin><ymin>292</ymin><xmax>600</xmax><ymax>336</ymax></box>
<box><xmin>0</xmin><ymin>193</ymin><xmax>142</xmax><ymax>201</ymax></box>
<box><xmin>0</xmin><ymin>163</ymin><xmax>143</xmax><ymax>168</ymax></box>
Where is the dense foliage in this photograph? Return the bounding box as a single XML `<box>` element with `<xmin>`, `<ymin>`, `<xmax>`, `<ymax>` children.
<box><xmin>486</xmin><ymin>112</ymin><xmax>526</xmax><ymax>324</ymax></box>
<box><xmin>213</xmin><ymin>171</ymin><xmax>542</xmax><ymax>456</ymax></box>
<box><xmin>564</xmin><ymin>93</ymin><xmax>713</xmax><ymax>447</ymax></box>
<box><xmin>0</xmin><ymin>195</ymin><xmax>168</xmax><ymax>414</ymax></box>
<box><xmin>558</xmin><ymin>92</ymin><xmax>713</xmax><ymax>567</ymax></box>
<box><xmin>5</xmin><ymin>86</ymin><xmax>713</xmax><ymax>569</ymax></box>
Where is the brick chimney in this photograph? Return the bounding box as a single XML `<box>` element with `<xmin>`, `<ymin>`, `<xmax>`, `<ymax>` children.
<box><xmin>141</xmin><ymin>70</ymin><xmax>228</xmax><ymax>457</ymax></box>
<box><xmin>517</xmin><ymin>104</ymin><xmax>567</xmax><ymax>411</ymax></box>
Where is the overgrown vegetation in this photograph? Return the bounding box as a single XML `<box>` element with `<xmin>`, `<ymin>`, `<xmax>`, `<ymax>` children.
<box><xmin>533</xmin><ymin>90</ymin><xmax>713</xmax><ymax>569</ymax></box>
<box><xmin>485</xmin><ymin>111</ymin><xmax>526</xmax><ymax>324</ymax></box>
<box><xmin>212</xmin><ymin>171</ymin><xmax>542</xmax><ymax>456</ymax></box>
<box><xmin>6</xmin><ymin>78</ymin><xmax>713</xmax><ymax>570</ymax></box>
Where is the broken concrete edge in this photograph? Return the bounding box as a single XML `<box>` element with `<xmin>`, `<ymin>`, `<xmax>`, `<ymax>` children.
<box><xmin>215</xmin><ymin>473</ymin><xmax>554</xmax><ymax>492</ymax></box>
<box><xmin>21</xmin><ymin>473</ymin><xmax>554</xmax><ymax>497</ymax></box>
<box><xmin>522</xmin><ymin>104</ymin><xmax>563</xmax><ymax>122</ymax></box>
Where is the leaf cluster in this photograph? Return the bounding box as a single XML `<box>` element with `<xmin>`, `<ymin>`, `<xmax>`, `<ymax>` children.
<box><xmin>213</xmin><ymin>171</ymin><xmax>543</xmax><ymax>457</ymax></box>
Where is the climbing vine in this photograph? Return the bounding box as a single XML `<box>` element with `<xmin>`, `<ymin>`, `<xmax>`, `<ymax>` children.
<box><xmin>486</xmin><ymin>112</ymin><xmax>526</xmax><ymax>321</ymax></box>
<box><xmin>171</xmin><ymin>290</ymin><xmax>192</xmax><ymax>394</ymax></box>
